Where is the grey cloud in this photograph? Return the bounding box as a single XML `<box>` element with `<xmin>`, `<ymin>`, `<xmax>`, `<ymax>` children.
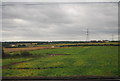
<box><xmin>2</xmin><ymin>2</ymin><xmax>118</xmax><ymax>41</ymax></box>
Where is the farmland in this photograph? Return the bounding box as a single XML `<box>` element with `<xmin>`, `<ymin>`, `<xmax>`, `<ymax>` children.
<box><xmin>3</xmin><ymin>42</ymin><xmax>119</xmax><ymax>53</ymax></box>
<box><xmin>2</xmin><ymin>46</ymin><xmax>119</xmax><ymax>77</ymax></box>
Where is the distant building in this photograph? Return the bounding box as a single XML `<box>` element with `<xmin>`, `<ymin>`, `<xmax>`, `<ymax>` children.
<box><xmin>51</xmin><ymin>46</ymin><xmax>55</xmax><ymax>48</ymax></box>
<box><xmin>10</xmin><ymin>44</ymin><xmax>16</xmax><ymax>47</ymax></box>
<box><xmin>102</xmin><ymin>40</ymin><xmax>109</xmax><ymax>43</ymax></box>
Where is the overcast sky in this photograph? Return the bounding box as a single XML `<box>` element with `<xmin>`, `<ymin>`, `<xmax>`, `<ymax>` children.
<box><xmin>2</xmin><ymin>2</ymin><xmax>118</xmax><ymax>41</ymax></box>
<box><xmin>2</xmin><ymin>0</ymin><xmax>120</xmax><ymax>2</ymax></box>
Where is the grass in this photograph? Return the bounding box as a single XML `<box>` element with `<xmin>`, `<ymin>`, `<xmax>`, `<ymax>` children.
<box><xmin>2</xmin><ymin>58</ymin><xmax>33</xmax><ymax>66</ymax></box>
<box><xmin>2</xmin><ymin>46</ymin><xmax>119</xmax><ymax>77</ymax></box>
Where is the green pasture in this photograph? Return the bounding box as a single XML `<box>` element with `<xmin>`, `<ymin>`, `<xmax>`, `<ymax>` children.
<box><xmin>2</xmin><ymin>46</ymin><xmax>119</xmax><ymax>77</ymax></box>
<box><xmin>2</xmin><ymin>58</ymin><xmax>33</xmax><ymax>66</ymax></box>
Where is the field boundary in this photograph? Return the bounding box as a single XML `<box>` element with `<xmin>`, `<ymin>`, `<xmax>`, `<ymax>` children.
<box><xmin>2</xmin><ymin>76</ymin><xmax>120</xmax><ymax>80</ymax></box>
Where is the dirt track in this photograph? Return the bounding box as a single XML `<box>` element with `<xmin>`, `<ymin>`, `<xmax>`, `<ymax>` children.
<box><xmin>4</xmin><ymin>47</ymin><xmax>58</xmax><ymax>53</ymax></box>
<box><xmin>2</xmin><ymin>58</ymin><xmax>36</xmax><ymax>69</ymax></box>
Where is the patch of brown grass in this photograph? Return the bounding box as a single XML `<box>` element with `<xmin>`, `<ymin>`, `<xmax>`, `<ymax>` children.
<box><xmin>4</xmin><ymin>47</ymin><xmax>57</xmax><ymax>53</ymax></box>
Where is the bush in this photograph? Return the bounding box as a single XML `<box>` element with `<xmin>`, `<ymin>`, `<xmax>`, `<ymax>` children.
<box><xmin>20</xmin><ymin>51</ymin><xmax>32</xmax><ymax>57</ymax></box>
<box><xmin>2</xmin><ymin>48</ymin><xmax>10</xmax><ymax>58</ymax></box>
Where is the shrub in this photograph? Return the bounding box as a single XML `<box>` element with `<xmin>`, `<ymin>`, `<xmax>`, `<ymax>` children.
<box><xmin>20</xmin><ymin>51</ymin><xmax>32</xmax><ymax>57</ymax></box>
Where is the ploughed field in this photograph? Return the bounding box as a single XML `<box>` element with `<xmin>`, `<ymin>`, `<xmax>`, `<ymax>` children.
<box><xmin>2</xmin><ymin>46</ymin><xmax>119</xmax><ymax>77</ymax></box>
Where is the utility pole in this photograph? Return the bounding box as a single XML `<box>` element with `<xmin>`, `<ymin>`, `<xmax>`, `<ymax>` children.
<box><xmin>86</xmin><ymin>28</ymin><xmax>89</xmax><ymax>42</ymax></box>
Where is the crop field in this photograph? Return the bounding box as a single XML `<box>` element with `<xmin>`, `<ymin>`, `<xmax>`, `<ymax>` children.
<box><xmin>2</xmin><ymin>46</ymin><xmax>119</xmax><ymax>77</ymax></box>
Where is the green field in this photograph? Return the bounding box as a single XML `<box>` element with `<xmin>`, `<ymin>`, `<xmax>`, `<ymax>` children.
<box><xmin>2</xmin><ymin>46</ymin><xmax>119</xmax><ymax>77</ymax></box>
